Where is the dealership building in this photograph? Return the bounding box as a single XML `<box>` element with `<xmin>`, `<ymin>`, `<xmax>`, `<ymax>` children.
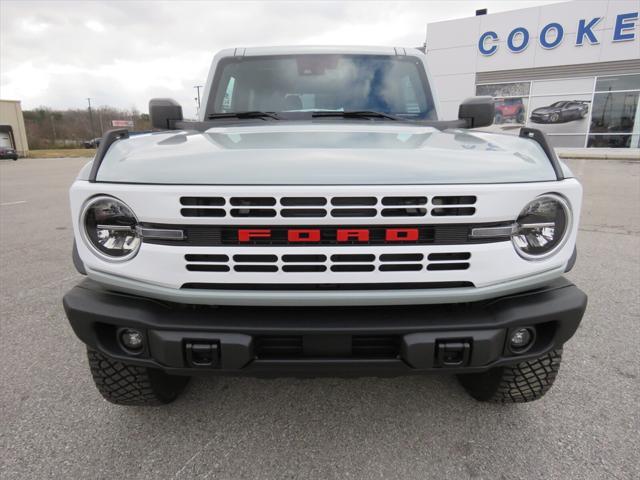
<box><xmin>425</xmin><ymin>0</ymin><xmax>640</xmax><ymax>148</ymax></box>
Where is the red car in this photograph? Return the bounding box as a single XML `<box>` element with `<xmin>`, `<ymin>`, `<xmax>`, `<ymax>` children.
<box><xmin>494</xmin><ymin>98</ymin><xmax>525</xmax><ymax>124</ymax></box>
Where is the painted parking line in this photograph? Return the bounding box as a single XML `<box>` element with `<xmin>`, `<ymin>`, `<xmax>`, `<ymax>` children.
<box><xmin>0</xmin><ymin>200</ymin><xmax>27</xmax><ymax>206</ymax></box>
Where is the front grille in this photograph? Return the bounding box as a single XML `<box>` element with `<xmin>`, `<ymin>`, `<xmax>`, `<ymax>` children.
<box><xmin>184</xmin><ymin>251</ymin><xmax>471</xmax><ymax>274</ymax></box>
<box><xmin>179</xmin><ymin>195</ymin><xmax>477</xmax><ymax>218</ymax></box>
<box><xmin>254</xmin><ymin>334</ymin><xmax>400</xmax><ymax>359</ymax></box>
<box><xmin>142</xmin><ymin>223</ymin><xmax>512</xmax><ymax>247</ymax></box>
<box><xmin>351</xmin><ymin>335</ymin><xmax>400</xmax><ymax>358</ymax></box>
<box><xmin>255</xmin><ymin>336</ymin><xmax>303</xmax><ymax>358</ymax></box>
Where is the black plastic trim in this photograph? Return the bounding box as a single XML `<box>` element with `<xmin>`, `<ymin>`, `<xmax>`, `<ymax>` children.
<box><xmin>519</xmin><ymin>127</ymin><xmax>565</xmax><ymax>181</ymax></box>
<box><xmin>180</xmin><ymin>282</ymin><xmax>474</xmax><ymax>290</ymax></box>
<box><xmin>63</xmin><ymin>277</ymin><xmax>587</xmax><ymax>376</ymax></box>
<box><xmin>565</xmin><ymin>246</ymin><xmax>578</xmax><ymax>273</ymax></box>
<box><xmin>72</xmin><ymin>241</ymin><xmax>86</xmax><ymax>275</ymax></box>
<box><xmin>140</xmin><ymin>221</ymin><xmax>514</xmax><ymax>247</ymax></box>
<box><xmin>88</xmin><ymin>129</ymin><xmax>129</xmax><ymax>182</ymax></box>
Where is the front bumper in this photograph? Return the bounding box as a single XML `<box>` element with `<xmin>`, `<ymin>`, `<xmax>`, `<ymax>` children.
<box><xmin>63</xmin><ymin>277</ymin><xmax>587</xmax><ymax>376</ymax></box>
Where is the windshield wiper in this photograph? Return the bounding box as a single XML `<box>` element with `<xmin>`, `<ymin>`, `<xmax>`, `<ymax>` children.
<box><xmin>311</xmin><ymin>110</ymin><xmax>404</xmax><ymax>121</ymax></box>
<box><xmin>208</xmin><ymin>111</ymin><xmax>280</xmax><ymax>120</ymax></box>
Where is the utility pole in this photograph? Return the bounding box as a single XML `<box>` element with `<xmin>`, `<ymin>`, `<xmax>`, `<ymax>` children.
<box><xmin>50</xmin><ymin>114</ymin><xmax>57</xmax><ymax>144</ymax></box>
<box><xmin>194</xmin><ymin>85</ymin><xmax>203</xmax><ymax>113</ymax></box>
<box><xmin>87</xmin><ymin>98</ymin><xmax>96</xmax><ymax>138</ymax></box>
<box><xmin>98</xmin><ymin>108</ymin><xmax>104</xmax><ymax>135</ymax></box>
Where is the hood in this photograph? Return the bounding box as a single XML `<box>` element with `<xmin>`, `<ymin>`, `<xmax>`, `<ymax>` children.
<box><xmin>95</xmin><ymin>123</ymin><xmax>558</xmax><ymax>185</ymax></box>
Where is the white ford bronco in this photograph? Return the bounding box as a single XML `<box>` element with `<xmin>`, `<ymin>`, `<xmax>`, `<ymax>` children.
<box><xmin>63</xmin><ymin>46</ymin><xmax>587</xmax><ymax>405</ymax></box>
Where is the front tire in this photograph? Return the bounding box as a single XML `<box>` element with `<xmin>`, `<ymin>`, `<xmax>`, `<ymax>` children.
<box><xmin>87</xmin><ymin>349</ymin><xmax>189</xmax><ymax>406</ymax></box>
<box><xmin>457</xmin><ymin>349</ymin><xmax>563</xmax><ymax>403</ymax></box>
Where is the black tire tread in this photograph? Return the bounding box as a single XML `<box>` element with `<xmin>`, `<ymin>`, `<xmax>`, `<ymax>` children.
<box><xmin>87</xmin><ymin>349</ymin><xmax>187</xmax><ymax>406</ymax></box>
<box><xmin>459</xmin><ymin>349</ymin><xmax>563</xmax><ymax>403</ymax></box>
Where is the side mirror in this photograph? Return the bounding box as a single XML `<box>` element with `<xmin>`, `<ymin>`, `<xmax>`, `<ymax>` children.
<box><xmin>458</xmin><ymin>96</ymin><xmax>494</xmax><ymax>128</ymax></box>
<box><xmin>149</xmin><ymin>98</ymin><xmax>183</xmax><ymax>130</ymax></box>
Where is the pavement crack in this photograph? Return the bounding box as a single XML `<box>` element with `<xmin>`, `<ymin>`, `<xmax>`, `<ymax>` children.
<box><xmin>579</xmin><ymin>225</ymin><xmax>639</xmax><ymax>236</ymax></box>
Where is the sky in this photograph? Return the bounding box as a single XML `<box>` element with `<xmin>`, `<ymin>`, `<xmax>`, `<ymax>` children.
<box><xmin>1</xmin><ymin>0</ymin><xmax>566</xmax><ymax>117</ymax></box>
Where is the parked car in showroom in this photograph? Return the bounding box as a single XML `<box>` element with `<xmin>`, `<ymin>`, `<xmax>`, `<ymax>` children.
<box><xmin>63</xmin><ymin>46</ymin><xmax>587</xmax><ymax>406</ymax></box>
<box><xmin>0</xmin><ymin>146</ymin><xmax>18</xmax><ymax>160</ymax></box>
<box><xmin>530</xmin><ymin>101</ymin><xmax>589</xmax><ymax>124</ymax></box>
<box><xmin>493</xmin><ymin>97</ymin><xmax>525</xmax><ymax>124</ymax></box>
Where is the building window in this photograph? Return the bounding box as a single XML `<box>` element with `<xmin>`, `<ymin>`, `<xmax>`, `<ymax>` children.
<box><xmin>590</xmin><ymin>91</ymin><xmax>639</xmax><ymax>133</ymax></box>
<box><xmin>587</xmin><ymin>135</ymin><xmax>635</xmax><ymax>148</ymax></box>
<box><xmin>476</xmin><ymin>82</ymin><xmax>530</xmax><ymax>97</ymax></box>
<box><xmin>476</xmin><ymin>82</ymin><xmax>530</xmax><ymax>125</ymax></box>
<box><xmin>476</xmin><ymin>73</ymin><xmax>640</xmax><ymax>148</ymax></box>
<box><xmin>588</xmin><ymin>74</ymin><xmax>640</xmax><ymax>148</ymax></box>
<box><xmin>594</xmin><ymin>74</ymin><xmax>640</xmax><ymax>92</ymax></box>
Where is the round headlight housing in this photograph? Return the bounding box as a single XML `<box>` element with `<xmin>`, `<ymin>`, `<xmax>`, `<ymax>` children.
<box><xmin>512</xmin><ymin>194</ymin><xmax>571</xmax><ymax>260</ymax></box>
<box><xmin>81</xmin><ymin>196</ymin><xmax>140</xmax><ymax>261</ymax></box>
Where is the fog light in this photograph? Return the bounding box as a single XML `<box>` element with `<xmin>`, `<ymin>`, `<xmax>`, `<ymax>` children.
<box><xmin>510</xmin><ymin>328</ymin><xmax>533</xmax><ymax>351</ymax></box>
<box><xmin>120</xmin><ymin>329</ymin><xmax>144</xmax><ymax>350</ymax></box>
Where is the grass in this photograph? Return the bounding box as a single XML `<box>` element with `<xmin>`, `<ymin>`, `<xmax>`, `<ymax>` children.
<box><xmin>29</xmin><ymin>148</ymin><xmax>96</xmax><ymax>158</ymax></box>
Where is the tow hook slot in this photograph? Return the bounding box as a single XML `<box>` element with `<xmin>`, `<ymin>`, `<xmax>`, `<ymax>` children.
<box><xmin>185</xmin><ymin>342</ymin><xmax>220</xmax><ymax>368</ymax></box>
<box><xmin>435</xmin><ymin>340</ymin><xmax>471</xmax><ymax>367</ymax></box>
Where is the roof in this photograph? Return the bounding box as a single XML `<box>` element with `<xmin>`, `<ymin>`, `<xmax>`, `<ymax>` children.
<box><xmin>232</xmin><ymin>45</ymin><xmax>425</xmax><ymax>57</ymax></box>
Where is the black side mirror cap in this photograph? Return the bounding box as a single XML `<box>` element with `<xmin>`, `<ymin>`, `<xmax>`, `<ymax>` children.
<box><xmin>149</xmin><ymin>98</ymin><xmax>183</xmax><ymax>130</ymax></box>
<box><xmin>458</xmin><ymin>96</ymin><xmax>494</xmax><ymax>128</ymax></box>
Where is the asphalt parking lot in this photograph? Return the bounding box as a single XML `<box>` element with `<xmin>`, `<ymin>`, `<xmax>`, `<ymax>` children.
<box><xmin>1</xmin><ymin>156</ymin><xmax>639</xmax><ymax>479</ymax></box>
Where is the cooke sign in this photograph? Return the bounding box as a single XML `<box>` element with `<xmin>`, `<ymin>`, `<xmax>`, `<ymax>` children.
<box><xmin>478</xmin><ymin>12</ymin><xmax>638</xmax><ymax>55</ymax></box>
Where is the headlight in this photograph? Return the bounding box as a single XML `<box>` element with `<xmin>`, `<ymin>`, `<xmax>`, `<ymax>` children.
<box><xmin>81</xmin><ymin>196</ymin><xmax>140</xmax><ymax>261</ymax></box>
<box><xmin>512</xmin><ymin>194</ymin><xmax>571</xmax><ymax>260</ymax></box>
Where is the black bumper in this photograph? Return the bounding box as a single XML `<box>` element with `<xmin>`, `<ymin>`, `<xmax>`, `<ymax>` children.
<box><xmin>63</xmin><ymin>278</ymin><xmax>587</xmax><ymax>376</ymax></box>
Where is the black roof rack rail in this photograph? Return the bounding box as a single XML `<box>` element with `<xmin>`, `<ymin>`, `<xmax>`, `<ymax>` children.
<box><xmin>519</xmin><ymin>127</ymin><xmax>564</xmax><ymax>181</ymax></box>
<box><xmin>88</xmin><ymin>128</ymin><xmax>129</xmax><ymax>182</ymax></box>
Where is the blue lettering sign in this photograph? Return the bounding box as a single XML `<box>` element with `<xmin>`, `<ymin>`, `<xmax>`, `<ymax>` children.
<box><xmin>540</xmin><ymin>22</ymin><xmax>564</xmax><ymax>49</ymax></box>
<box><xmin>576</xmin><ymin>17</ymin><xmax>601</xmax><ymax>45</ymax></box>
<box><xmin>507</xmin><ymin>27</ymin><xmax>529</xmax><ymax>52</ymax></box>
<box><xmin>477</xmin><ymin>12</ymin><xmax>638</xmax><ymax>55</ymax></box>
<box><xmin>613</xmin><ymin>12</ymin><xmax>638</xmax><ymax>41</ymax></box>
<box><xmin>478</xmin><ymin>31</ymin><xmax>498</xmax><ymax>55</ymax></box>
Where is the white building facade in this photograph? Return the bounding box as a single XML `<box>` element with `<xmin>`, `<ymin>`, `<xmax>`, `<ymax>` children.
<box><xmin>426</xmin><ymin>0</ymin><xmax>640</xmax><ymax>148</ymax></box>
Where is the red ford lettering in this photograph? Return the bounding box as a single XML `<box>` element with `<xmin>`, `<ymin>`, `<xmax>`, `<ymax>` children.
<box><xmin>238</xmin><ymin>229</ymin><xmax>272</xmax><ymax>242</ymax></box>
<box><xmin>288</xmin><ymin>229</ymin><xmax>321</xmax><ymax>242</ymax></box>
<box><xmin>385</xmin><ymin>228</ymin><xmax>419</xmax><ymax>241</ymax></box>
<box><xmin>336</xmin><ymin>229</ymin><xmax>370</xmax><ymax>242</ymax></box>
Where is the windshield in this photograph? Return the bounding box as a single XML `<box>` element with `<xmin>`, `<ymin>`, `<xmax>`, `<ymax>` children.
<box><xmin>208</xmin><ymin>54</ymin><xmax>436</xmax><ymax>119</ymax></box>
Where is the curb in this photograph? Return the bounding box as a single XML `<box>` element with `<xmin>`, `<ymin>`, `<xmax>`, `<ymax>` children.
<box><xmin>556</xmin><ymin>149</ymin><xmax>640</xmax><ymax>161</ymax></box>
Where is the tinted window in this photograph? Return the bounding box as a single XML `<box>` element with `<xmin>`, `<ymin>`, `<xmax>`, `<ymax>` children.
<box><xmin>587</xmin><ymin>135</ymin><xmax>637</xmax><ymax>148</ymax></box>
<box><xmin>595</xmin><ymin>74</ymin><xmax>640</xmax><ymax>92</ymax></box>
<box><xmin>590</xmin><ymin>92</ymin><xmax>639</xmax><ymax>133</ymax></box>
<box><xmin>210</xmin><ymin>55</ymin><xmax>436</xmax><ymax>119</ymax></box>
